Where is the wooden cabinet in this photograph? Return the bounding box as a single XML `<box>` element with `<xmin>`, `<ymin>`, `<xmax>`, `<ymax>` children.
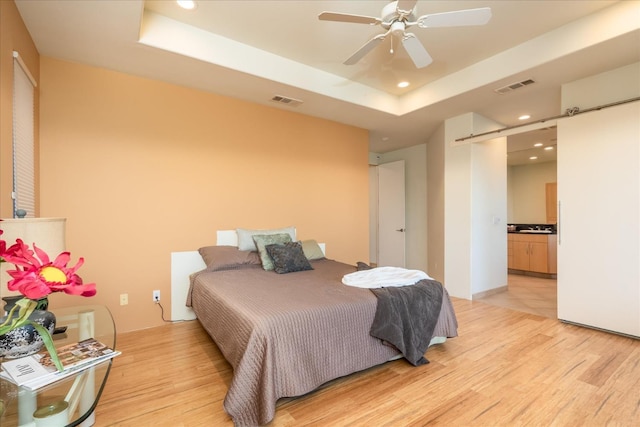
<box><xmin>546</xmin><ymin>182</ymin><xmax>557</xmax><ymax>224</ymax></box>
<box><xmin>508</xmin><ymin>233</ymin><xmax>557</xmax><ymax>274</ymax></box>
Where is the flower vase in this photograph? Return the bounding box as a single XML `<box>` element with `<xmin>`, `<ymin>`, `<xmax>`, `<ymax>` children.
<box><xmin>0</xmin><ymin>309</ymin><xmax>56</xmax><ymax>359</ymax></box>
<box><xmin>2</xmin><ymin>295</ymin><xmax>23</xmax><ymax>314</ymax></box>
<box><xmin>2</xmin><ymin>295</ymin><xmax>49</xmax><ymax>313</ymax></box>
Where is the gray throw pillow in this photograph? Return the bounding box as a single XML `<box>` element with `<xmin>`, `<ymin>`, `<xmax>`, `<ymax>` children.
<box><xmin>301</xmin><ymin>239</ymin><xmax>325</xmax><ymax>260</ymax></box>
<box><xmin>265</xmin><ymin>241</ymin><xmax>314</xmax><ymax>274</ymax></box>
<box><xmin>237</xmin><ymin>227</ymin><xmax>296</xmax><ymax>251</ymax></box>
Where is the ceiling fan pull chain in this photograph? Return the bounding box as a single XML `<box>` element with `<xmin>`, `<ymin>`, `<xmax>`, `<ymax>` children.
<box><xmin>390</xmin><ymin>36</ymin><xmax>394</xmax><ymax>54</ymax></box>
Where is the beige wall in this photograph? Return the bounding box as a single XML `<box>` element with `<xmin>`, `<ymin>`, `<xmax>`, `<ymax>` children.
<box><xmin>426</xmin><ymin>125</ymin><xmax>445</xmax><ymax>283</ymax></box>
<box><xmin>0</xmin><ymin>0</ymin><xmax>40</xmax><ymax>218</ymax></box>
<box><xmin>36</xmin><ymin>57</ymin><xmax>370</xmax><ymax>333</ymax></box>
<box><xmin>507</xmin><ymin>161</ymin><xmax>557</xmax><ymax>224</ymax></box>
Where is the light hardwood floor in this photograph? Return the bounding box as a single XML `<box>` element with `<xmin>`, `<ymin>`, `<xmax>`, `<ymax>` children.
<box><xmin>475</xmin><ymin>274</ymin><xmax>557</xmax><ymax>319</ymax></box>
<box><xmin>95</xmin><ymin>297</ymin><xmax>639</xmax><ymax>426</ymax></box>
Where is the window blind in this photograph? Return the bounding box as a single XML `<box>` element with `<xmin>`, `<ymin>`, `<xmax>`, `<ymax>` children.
<box><xmin>12</xmin><ymin>51</ymin><xmax>36</xmax><ymax>218</ymax></box>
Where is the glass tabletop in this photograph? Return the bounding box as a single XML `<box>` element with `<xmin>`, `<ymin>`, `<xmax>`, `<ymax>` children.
<box><xmin>0</xmin><ymin>305</ymin><xmax>115</xmax><ymax>427</ymax></box>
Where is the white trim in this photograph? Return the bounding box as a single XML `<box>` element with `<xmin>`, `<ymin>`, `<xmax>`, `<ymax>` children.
<box><xmin>12</xmin><ymin>51</ymin><xmax>37</xmax><ymax>87</ymax></box>
<box><xmin>170</xmin><ymin>252</ymin><xmax>202</xmax><ymax>321</ymax></box>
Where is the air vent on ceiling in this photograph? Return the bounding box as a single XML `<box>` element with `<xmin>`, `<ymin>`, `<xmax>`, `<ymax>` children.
<box><xmin>494</xmin><ymin>78</ymin><xmax>536</xmax><ymax>94</ymax></box>
<box><xmin>270</xmin><ymin>95</ymin><xmax>303</xmax><ymax>107</ymax></box>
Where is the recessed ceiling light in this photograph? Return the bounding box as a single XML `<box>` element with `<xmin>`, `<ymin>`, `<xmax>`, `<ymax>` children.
<box><xmin>544</xmin><ymin>146</ymin><xmax>554</xmax><ymax>151</ymax></box>
<box><xmin>534</xmin><ymin>143</ymin><xmax>543</xmax><ymax>147</ymax></box>
<box><xmin>518</xmin><ymin>114</ymin><xmax>531</xmax><ymax>120</ymax></box>
<box><xmin>397</xmin><ymin>81</ymin><xmax>410</xmax><ymax>88</ymax></box>
<box><xmin>177</xmin><ymin>0</ymin><xmax>197</xmax><ymax>10</ymax></box>
<box><xmin>529</xmin><ymin>156</ymin><xmax>538</xmax><ymax>160</ymax></box>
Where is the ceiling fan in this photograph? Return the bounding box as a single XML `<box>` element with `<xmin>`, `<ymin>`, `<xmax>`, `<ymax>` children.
<box><xmin>319</xmin><ymin>0</ymin><xmax>492</xmax><ymax>68</ymax></box>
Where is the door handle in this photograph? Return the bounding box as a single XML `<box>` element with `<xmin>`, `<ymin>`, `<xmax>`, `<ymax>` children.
<box><xmin>558</xmin><ymin>200</ymin><xmax>561</xmax><ymax>245</ymax></box>
<box><xmin>396</xmin><ymin>228</ymin><xmax>405</xmax><ymax>232</ymax></box>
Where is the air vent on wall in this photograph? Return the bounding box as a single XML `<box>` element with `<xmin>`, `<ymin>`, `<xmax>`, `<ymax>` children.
<box><xmin>270</xmin><ymin>95</ymin><xmax>303</xmax><ymax>107</ymax></box>
<box><xmin>494</xmin><ymin>78</ymin><xmax>536</xmax><ymax>94</ymax></box>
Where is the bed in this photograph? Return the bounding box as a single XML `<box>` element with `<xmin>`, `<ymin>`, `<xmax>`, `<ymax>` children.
<box><xmin>182</xmin><ymin>229</ymin><xmax>458</xmax><ymax>426</ymax></box>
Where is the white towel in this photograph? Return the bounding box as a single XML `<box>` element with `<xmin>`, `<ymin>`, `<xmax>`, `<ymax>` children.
<box><xmin>342</xmin><ymin>266</ymin><xmax>432</xmax><ymax>289</ymax></box>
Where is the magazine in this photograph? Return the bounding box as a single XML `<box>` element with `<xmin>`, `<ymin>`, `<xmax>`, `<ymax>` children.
<box><xmin>1</xmin><ymin>338</ymin><xmax>120</xmax><ymax>390</ymax></box>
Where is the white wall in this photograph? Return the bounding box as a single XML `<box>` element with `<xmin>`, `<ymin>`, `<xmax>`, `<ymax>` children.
<box><xmin>471</xmin><ymin>137</ymin><xmax>508</xmax><ymax>295</ymax></box>
<box><xmin>368</xmin><ymin>161</ymin><xmax>379</xmax><ymax>264</ymax></box>
<box><xmin>373</xmin><ymin>144</ymin><xmax>428</xmax><ymax>271</ymax></box>
<box><xmin>444</xmin><ymin>113</ymin><xmax>507</xmax><ymax>299</ymax></box>
<box><xmin>444</xmin><ymin>115</ymin><xmax>473</xmax><ymax>298</ymax></box>
<box><xmin>508</xmin><ymin>161</ymin><xmax>557</xmax><ymax>223</ymax></box>
<box><xmin>561</xmin><ymin>62</ymin><xmax>640</xmax><ymax>112</ymax></box>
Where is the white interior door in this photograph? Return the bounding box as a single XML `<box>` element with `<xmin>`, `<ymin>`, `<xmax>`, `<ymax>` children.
<box><xmin>378</xmin><ymin>160</ymin><xmax>406</xmax><ymax>267</ymax></box>
<box><xmin>557</xmin><ymin>103</ymin><xmax>640</xmax><ymax>337</ymax></box>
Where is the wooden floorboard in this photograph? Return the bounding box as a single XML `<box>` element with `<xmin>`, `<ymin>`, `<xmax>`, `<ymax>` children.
<box><xmin>95</xmin><ymin>298</ymin><xmax>639</xmax><ymax>426</ymax></box>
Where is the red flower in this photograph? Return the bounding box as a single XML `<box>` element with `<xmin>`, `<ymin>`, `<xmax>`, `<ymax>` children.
<box><xmin>1</xmin><ymin>224</ymin><xmax>95</xmax><ymax>371</ymax></box>
<box><xmin>0</xmin><ymin>228</ymin><xmax>9</xmax><ymax>262</ymax></box>
<box><xmin>3</xmin><ymin>239</ymin><xmax>96</xmax><ymax>300</ymax></box>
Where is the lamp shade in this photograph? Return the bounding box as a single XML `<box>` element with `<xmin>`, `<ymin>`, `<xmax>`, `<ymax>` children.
<box><xmin>0</xmin><ymin>218</ymin><xmax>66</xmax><ymax>298</ymax></box>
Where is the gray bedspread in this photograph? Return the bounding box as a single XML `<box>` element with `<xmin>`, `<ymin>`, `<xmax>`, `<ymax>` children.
<box><xmin>370</xmin><ymin>279</ymin><xmax>445</xmax><ymax>366</ymax></box>
<box><xmin>188</xmin><ymin>259</ymin><xmax>457</xmax><ymax>426</ymax></box>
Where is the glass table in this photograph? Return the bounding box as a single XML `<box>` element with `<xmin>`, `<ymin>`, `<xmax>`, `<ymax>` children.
<box><xmin>0</xmin><ymin>305</ymin><xmax>115</xmax><ymax>427</ymax></box>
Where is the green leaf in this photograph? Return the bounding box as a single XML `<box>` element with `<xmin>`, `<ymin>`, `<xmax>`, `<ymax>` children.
<box><xmin>0</xmin><ymin>299</ymin><xmax>35</xmax><ymax>335</ymax></box>
<box><xmin>29</xmin><ymin>320</ymin><xmax>63</xmax><ymax>372</ymax></box>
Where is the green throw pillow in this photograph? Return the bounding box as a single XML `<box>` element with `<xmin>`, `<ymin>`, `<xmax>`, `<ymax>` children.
<box><xmin>252</xmin><ymin>233</ymin><xmax>292</xmax><ymax>270</ymax></box>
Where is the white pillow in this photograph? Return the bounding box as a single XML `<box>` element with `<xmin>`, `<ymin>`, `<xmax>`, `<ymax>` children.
<box><xmin>236</xmin><ymin>227</ymin><xmax>296</xmax><ymax>251</ymax></box>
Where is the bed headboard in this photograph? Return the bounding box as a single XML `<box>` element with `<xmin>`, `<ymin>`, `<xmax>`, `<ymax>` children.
<box><xmin>216</xmin><ymin>229</ymin><xmax>238</xmax><ymax>246</ymax></box>
<box><xmin>170</xmin><ymin>230</ymin><xmax>325</xmax><ymax>321</ymax></box>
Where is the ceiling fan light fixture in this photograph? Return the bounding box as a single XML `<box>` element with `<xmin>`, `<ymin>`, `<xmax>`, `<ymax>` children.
<box><xmin>390</xmin><ymin>21</ymin><xmax>406</xmax><ymax>37</ymax></box>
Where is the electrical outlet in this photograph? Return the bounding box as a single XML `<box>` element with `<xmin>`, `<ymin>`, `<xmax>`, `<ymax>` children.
<box><xmin>120</xmin><ymin>293</ymin><xmax>128</xmax><ymax>306</ymax></box>
<box><xmin>153</xmin><ymin>290</ymin><xmax>160</xmax><ymax>303</ymax></box>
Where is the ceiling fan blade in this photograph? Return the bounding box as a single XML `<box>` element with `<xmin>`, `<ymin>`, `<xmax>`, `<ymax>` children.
<box><xmin>344</xmin><ymin>34</ymin><xmax>386</xmax><ymax>65</ymax></box>
<box><xmin>396</xmin><ymin>0</ymin><xmax>418</xmax><ymax>15</ymax></box>
<box><xmin>402</xmin><ymin>34</ymin><xmax>432</xmax><ymax>68</ymax></box>
<box><xmin>417</xmin><ymin>7</ymin><xmax>492</xmax><ymax>28</ymax></box>
<box><xmin>318</xmin><ymin>12</ymin><xmax>381</xmax><ymax>25</ymax></box>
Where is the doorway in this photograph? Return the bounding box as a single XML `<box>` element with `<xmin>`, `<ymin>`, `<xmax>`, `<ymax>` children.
<box><xmin>477</xmin><ymin>127</ymin><xmax>558</xmax><ymax>317</ymax></box>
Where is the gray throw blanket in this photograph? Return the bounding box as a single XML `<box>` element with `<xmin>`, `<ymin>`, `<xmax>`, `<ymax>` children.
<box><xmin>369</xmin><ymin>279</ymin><xmax>444</xmax><ymax>366</ymax></box>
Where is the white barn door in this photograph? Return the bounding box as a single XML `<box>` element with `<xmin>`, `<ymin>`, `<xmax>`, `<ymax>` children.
<box><xmin>557</xmin><ymin>103</ymin><xmax>640</xmax><ymax>337</ymax></box>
